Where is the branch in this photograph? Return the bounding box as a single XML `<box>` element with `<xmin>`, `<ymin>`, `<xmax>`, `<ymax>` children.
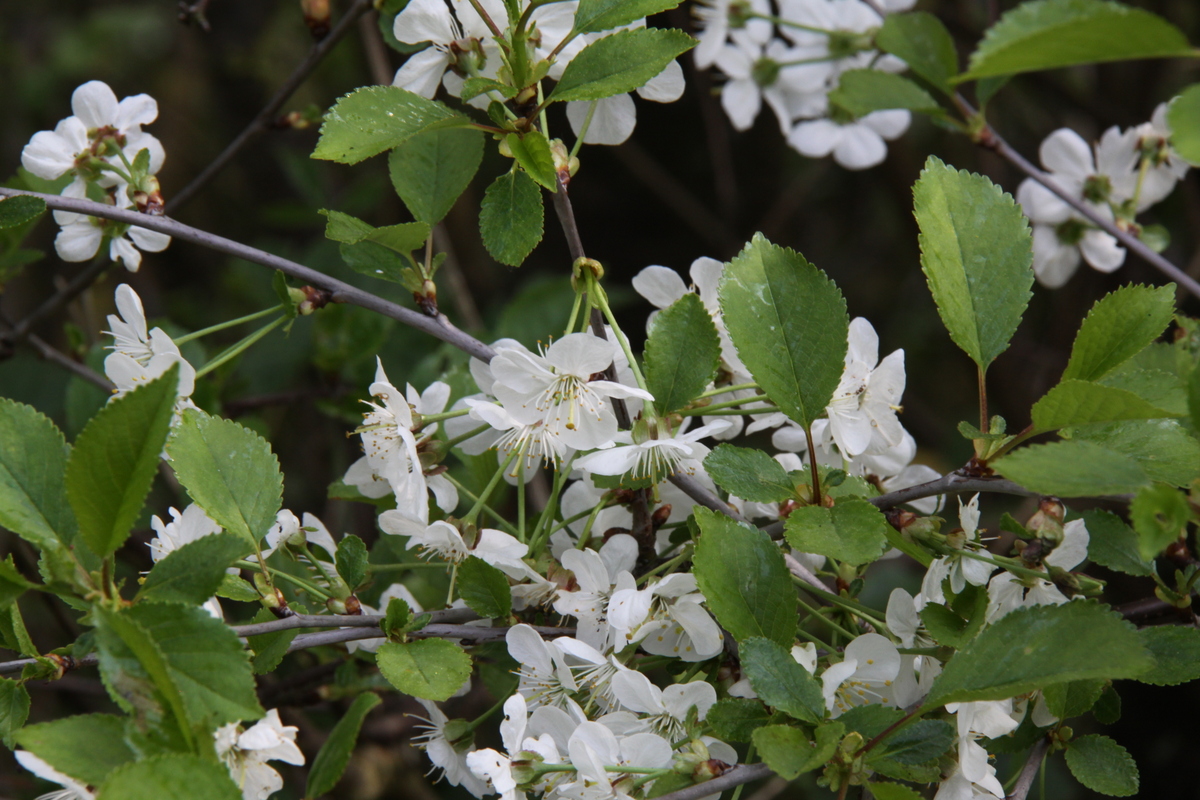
<box><xmin>868</xmin><ymin>471</ymin><xmax>1032</xmax><ymax>510</ymax></box>
<box><xmin>1006</xmin><ymin>737</ymin><xmax>1050</xmax><ymax>800</ymax></box>
<box><xmin>0</xmin><ymin>187</ymin><xmax>497</xmax><ymax>363</ymax></box>
<box><xmin>166</xmin><ymin>0</ymin><xmax>376</xmax><ymax>212</ymax></box>
<box><xmin>651</xmin><ymin>763</ymin><xmax>774</xmax><ymax>800</ymax></box>
<box><xmin>668</xmin><ymin>472</ymin><xmax>747</xmax><ymax>524</ymax></box>
<box><xmin>962</xmin><ymin>97</ymin><xmax>1200</xmax><ymax>301</ymax></box>
<box><xmin>0</xmin><ymin>612</ymin><xmax>572</xmax><ymax>676</ymax></box>
<box><xmin>0</xmin><ymin>257</ymin><xmax>111</xmax><ymax>346</ymax></box>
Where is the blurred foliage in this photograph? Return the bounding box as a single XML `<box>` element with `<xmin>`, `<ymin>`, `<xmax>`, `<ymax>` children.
<box><xmin>1</xmin><ymin>0</ymin><xmax>1199</xmax><ymax>798</ymax></box>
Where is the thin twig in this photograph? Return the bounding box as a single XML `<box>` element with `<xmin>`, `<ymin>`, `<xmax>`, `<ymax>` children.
<box><xmin>869</xmin><ymin>471</ymin><xmax>1032</xmax><ymax>510</ymax></box>
<box><xmin>651</xmin><ymin>763</ymin><xmax>773</xmax><ymax>800</ymax></box>
<box><xmin>1006</xmin><ymin>737</ymin><xmax>1050</xmax><ymax>800</ymax></box>
<box><xmin>166</xmin><ymin>0</ymin><xmax>376</xmax><ymax>213</ymax></box>
<box><xmin>25</xmin><ymin>333</ymin><xmax>113</xmax><ymax>391</ymax></box>
<box><xmin>962</xmin><ymin>96</ymin><xmax>1200</xmax><ymax>300</ymax></box>
<box><xmin>668</xmin><ymin>472</ymin><xmax>747</xmax><ymax>523</ymax></box>
<box><xmin>0</xmin><ymin>188</ymin><xmax>496</xmax><ymax>363</ymax></box>
<box><xmin>0</xmin><ymin>613</ymin><xmax>571</xmax><ymax>676</ymax></box>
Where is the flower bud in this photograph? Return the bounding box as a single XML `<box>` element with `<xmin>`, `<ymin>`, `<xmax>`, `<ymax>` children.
<box><xmin>301</xmin><ymin>0</ymin><xmax>331</xmax><ymax>38</ymax></box>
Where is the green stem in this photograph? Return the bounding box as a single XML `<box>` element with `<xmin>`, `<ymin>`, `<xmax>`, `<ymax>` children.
<box><xmin>194</xmin><ymin>316</ymin><xmax>286</xmax><ymax>379</ymax></box>
<box><xmin>441</xmin><ymin>473</ymin><xmax>521</xmax><ymax>536</ymax></box>
<box><xmin>564</xmin><ymin>287</ymin><xmax>584</xmax><ymax>336</ymax></box>
<box><xmin>796</xmin><ymin>594</ymin><xmax>856</xmax><ymax>640</ymax></box>
<box><xmin>678</xmin><ymin>393</ymin><xmax>773</xmax><ymax>416</ymax></box>
<box><xmin>746</xmin><ymin>12</ymin><xmax>840</xmax><ymax>35</ymax></box>
<box><xmin>804</xmin><ymin>423</ymin><xmax>822</xmax><ymax>505</ymax></box>
<box><xmin>463</xmin><ymin>446</ymin><xmax>521</xmax><ymax>525</ymax></box>
<box><xmin>517</xmin><ymin>456</ymin><xmax>527</xmax><ymax>543</ymax></box>
<box><xmin>529</xmin><ymin>453</ymin><xmax>575</xmax><ymax>557</ymax></box>
<box><xmin>237</xmin><ymin>560</ymin><xmax>333</xmax><ymax>601</ymax></box>
<box><xmin>696</xmin><ymin>382</ymin><xmax>759</xmax><ymax>399</ymax></box>
<box><xmin>368</xmin><ymin>562</ymin><xmax>448</xmax><ymax>572</ymax></box>
<box><xmin>795</xmin><ymin>625</ymin><xmax>836</xmax><ymax>652</ymax></box>
<box><xmin>589</xmin><ymin>274</ymin><xmax>650</xmax><ymax>395</ymax></box>
<box><xmin>569</xmin><ymin>100</ymin><xmax>598</xmax><ymax>160</ymax></box>
<box><xmin>444</xmin><ymin>423</ymin><xmax>492</xmax><ymax>450</ymax></box>
<box><xmin>174</xmin><ymin>305</ymin><xmax>283</xmax><ymax>345</ymax></box>
<box><xmin>794</xmin><ymin>580</ymin><xmax>890</xmax><ymax>633</ymax></box>
<box><xmin>446</xmin><ymin>560</ymin><xmax>460</xmax><ymax>606</ymax></box>
<box><xmin>637</xmin><ymin>546</ymin><xmax>693</xmax><ymax>586</ymax></box>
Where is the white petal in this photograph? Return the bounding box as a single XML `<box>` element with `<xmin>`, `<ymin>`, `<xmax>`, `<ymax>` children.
<box><xmin>568</xmin><ymin>94</ymin><xmax>637</xmax><ymax>145</ymax></box>
<box><xmin>72</xmin><ymin>80</ymin><xmax>119</xmax><ymax>129</ymax></box>
<box><xmin>788</xmin><ymin>118</ymin><xmax>841</xmax><ymax>157</ymax></box>
<box><xmin>637</xmin><ymin>60</ymin><xmax>684</xmax><ymax>103</ymax></box>
<box><xmin>632</xmin><ymin>266</ymin><xmax>688</xmax><ymax>309</ymax></box>
<box><xmin>55</xmin><ymin>221</ymin><xmax>103</xmax><ymax>262</ymax></box>
<box><xmin>1079</xmin><ymin>229</ymin><xmax>1125</xmax><ymax>273</ymax></box>
<box><xmin>393</xmin><ymin>47</ymin><xmax>452</xmax><ymax>98</ymax></box>
<box><xmin>721</xmin><ymin>79</ymin><xmax>761</xmax><ymax>132</ymax></box>
<box><xmin>833</xmin><ymin>124</ymin><xmax>887</xmax><ymax>170</ymax></box>
<box><xmin>127</xmin><ymin>225</ymin><xmax>171</xmax><ymax>252</ymax></box>
<box><xmin>1039</xmin><ymin>128</ymin><xmax>1096</xmax><ymax>180</ymax></box>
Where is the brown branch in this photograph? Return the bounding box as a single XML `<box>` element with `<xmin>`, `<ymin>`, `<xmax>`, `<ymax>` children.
<box><xmin>0</xmin><ymin>187</ymin><xmax>497</xmax><ymax>363</ymax></box>
<box><xmin>1006</xmin><ymin>737</ymin><xmax>1050</xmax><ymax>800</ymax></box>
<box><xmin>961</xmin><ymin>96</ymin><xmax>1200</xmax><ymax>301</ymax></box>
<box><xmin>166</xmin><ymin>0</ymin><xmax>376</xmax><ymax>213</ymax></box>
<box><xmin>651</xmin><ymin>763</ymin><xmax>773</xmax><ymax>800</ymax></box>
<box><xmin>0</xmin><ymin>611</ymin><xmax>572</xmax><ymax>676</ymax></box>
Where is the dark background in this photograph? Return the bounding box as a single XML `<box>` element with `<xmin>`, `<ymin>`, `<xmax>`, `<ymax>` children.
<box><xmin>1</xmin><ymin>0</ymin><xmax>1199</xmax><ymax>797</ymax></box>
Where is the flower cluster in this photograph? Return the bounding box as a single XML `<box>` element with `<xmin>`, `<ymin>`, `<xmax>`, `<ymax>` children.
<box><xmin>696</xmin><ymin>0</ymin><xmax>916</xmax><ymax>169</ymax></box>
<box><xmin>391</xmin><ymin>0</ymin><xmax>683</xmax><ymax>145</ymax></box>
<box><xmin>1017</xmin><ymin>103</ymin><xmax>1190</xmax><ymax>287</ymax></box>
<box><xmin>21</xmin><ymin>81</ymin><xmax>170</xmax><ymax>270</ymax></box>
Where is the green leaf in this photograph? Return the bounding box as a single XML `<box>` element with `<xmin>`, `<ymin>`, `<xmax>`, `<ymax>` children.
<box><xmin>96</xmin><ymin>603</ymin><xmax>263</xmax><ymax>737</ymax></box>
<box><xmin>920</xmin><ymin>603</ymin><xmax>974</xmax><ymax>649</ymax></box>
<box><xmin>14</xmin><ymin>714</ymin><xmax>136</xmax><ymax>786</ymax></box>
<box><xmin>0</xmin><ymin>195</ymin><xmax>45</xmax><ymax>228</ymax></box>
<box><xmin>692</xmin><ymin>508</ymin><xmax>797</xmax><ymax>647</ymax></box>
<box><xmin>992</xmin><ymin>440</ymin><xmax>1150</xmax><ymax>496</ymax></box>
<box><xmin>1167</xmin><ymin>85</ymin><xmax>1200</xmax><ymax>166</ymax></box>
<box><xmin>875</xmin><ymin>12</ymin><xmax>958</xmax><ymax>92</ymax></box>
<box><xmin>703</xmin><ymin>444</ymin><xmax>794</xmax><ymax>504</ymax></box>
<box><xmin>1191</xmin><ymin>365</ymin><xmax>1200</xmax><ymax>433</ymax></box>
<box><xmin>718</xmin><ymin>233</ymin><xmax>848</xmax><ymax>429</ymax></box>
<box><xmin>458</xmin><ymin>556</ymin><xmax>513</xmax><ymax>619</ymax></box>
<box><xmin>479</xmin><ymin>170</ymin><xmax>544</xmax><ymax>267</ymax></box>
<box><xmin>377</xmin><ymin>638</ymin><xmax>472</xmax><ymax>700</ymax></box>
<box><xmin>548</xmin><ymin>29</ymin><xmax>696</xmax><ymax>103</ymax></box>
<box><xmin>925</xmin><ymin>602</ymin><xmax>1152</xmax><ymax>707</ymax></box>
<box><xmin>873</xmin><ymin>720</ymin><xmax>955</xmax><ymax>764</ymax></box>
<box><xmin>867</xmin><ymin>783</ymin><xmax>925</xmax><ymax>800</ymax></box>
<box><xmin>1093</xmin><ymin>685</ymin><xmax>1122</xmax><ymax>724</ymax></box>
<box><xmin>960</xmin><ymin>0</ymin><xmax>1194</xmax><ymax>82</ymax></box>
<box><xmin>0</xmin><ymin>677</ymin><xmax>30</xmax><ymax>746</ymax></box>
<box><xmin>168</xmin><ymin>409</ymin><xmax>284</xmax><ymax>545</ymax></box>
<box><xmin>573</xmin><ymin>0</ymin><xmax>683</xmax><ymax>33</ymax></box>
<box><xmin>1072</xmin><ymin>419</ymin><xmax>1200</xmax><ymax>487</ymax></box>
<box><xmin>1130</xmin><ymin>484</ymin><xmax>1191</xmax><ymax>561</ymax></box>
<box><xmin>1081</xmin><ymin>509</ymin><xmax>1153</xmax><ymax>577</ymax></box>
<box><xmin>246</xmin><ymin>607</ymin><xmax>299</xmax><ymax>675</ymax></box>
<box><xmin>388</xmin><ymin>127</ymin><xmax>484</xmax><ymax>225</ymax></box>
<box><xmin>913</xmin><ymin>157</ymin><xmax>1033</xmax><ymax>372</ymax></box>
<box><xmin>97</xmin><ymin>754</ymin><xmax>242</xmax><ymax>800</ymax></box>
<box><xmin>1065</xmin><ymin>734</ymin><xmax>1139</xmax><ymax>797</ymax></box>
<box><xmin>306</xmin><ymin>692</ymin><xmax>382</xmax><ymax>797</ymax></box>
<box><xmin>312</xmin><ymin>86</ymin><xmax>470</xmax><ymax>164</ymax></box>
<box><xmin>644</xmin><ymin>293</ymin><xmax>721</xmax><ymax>416</ymax></box>
<box><xmin>1098</xmin><ymin>368</ymin><xmax>1188</xmax><ymax>416</ymax></box>
<box><xmin>460</xmin><ymin>77</ymin><xmax>519</xmax><ymax>101</ymax></box>
<box><xmin>137</xmin><ymin>533</ymin><xmax>250</xmax><ymax>606</ymax></box>
<box><xmin>368</xmin><ymin>222</ymin><xmax>432</xmax><ymax>255</ymax></box>
<box><xmin>752</xmin><ymin>722</ymin><xmax>842</xmax><ymax>780</ymax></box>
<box><xmin>1061</xmin><ymin>284</ymin><xmax>1176</xmax><ymax>382</ymax></box>
<box><xmin>784</xmin><ymin>499</ymin><xmax>889</xmax><ymax>566</ymax></box>
<box><xmin>1042</xmin><ymin>679</ymin><xmax>1105</xmax><ymax>720</ymax></box>
<box><xmin>705</xmin><ymin>697</ymin><xmax>770</xmax><ymax>742</ymax></box>
<box><xmin>216</xmin><ymin>573</ymin><xmax>261</xmax><ymax>602</ymax></box>
<box><xmin>739</xmin><ymin>637</ymin><xmax>824</xmax><ymax>724</ymax></box>
<box><xmin>0</xmin><ymin>398</ymin><xmax>77</xmax><ymax>550</ymax></box>
<box><xmin>319</xmin><ymin>208</ymin><xmax>376</xmax><ymax>243</ymax></box>
<box><xmin>646</xmin><ymin>773</ymin><xmax>693</xmax><ymax>799</ymax></box>
<box><xmin>66</xmin><ymin>365</ymin><xmax>178</xmax><ymax>558</ymax></box>
<box><xmin>0</xmin><ymin>554</ymin><xmax>33</xmax><ymax>611</ymax></box>
<box><xmin>829</xmin><ymin>70</ymin><xmax>942</xmax><ymax>117</ymax></box>
<box><xmin>1031</xmin><ymin>380</ymin><xmax>1178</xmax><ymax>432</ymax></box>
<box><xmin>1135</xmin><ymin>626</ymin><xmax>1200</xmax><ymax>686</ymax></box>
<box><xmin>384</xmin><ymin>596</ymin><xmax>412</xmax><ymax>638</ymax></box>
<box><xmin>336</xmin><ymin>534</ymin><xmax>369</xmax><ymax>592</ymax></box>
<box><xmin>506</xmin><ymin>131</ymin><xmax>558</xmax><ymax>191</ymax></box>
<box><xmin>340</xmin><ymin>240</ymin><xmax>409</xmax><ymax>284</ymax></box>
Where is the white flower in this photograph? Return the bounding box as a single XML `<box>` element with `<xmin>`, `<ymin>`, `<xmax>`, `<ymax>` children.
<box><xmin>566</xmin><ymin>60</ymin><xmax>685</xmax><ymax>146</ymax></box>
<box><xmin>553</xmin><ymin>535</ymin><xmax>639</xmax><ymax>650</ymax></box>
<box><xmin>148</xmin><ymin>503</ymin><xmax>222</xmax><ymax>561</ymax></box>
<box><xmin>412</xmin><ymin>699</ymin><xmax>490</xmax><ymax>798</ymax></box>
<box><xmin>465</xmin><ymin>693</ymin><xmax>532</xmax><ymax>800</ymax></box>
<box><xmin>789</xmin><ymin>108</ymin><xmax>910</xmax><ymax>170</ymax></box>
<box><xmin>1131</xmin><ymin>102</ymin><xmax>1190</xmax><ymax>209</ymax></box>
<box><xmin>821</xmin><ymin>633</ymin><xmax>901</xmax><ymax>716</ymax></box>
<box><xmin>693</xmin><ymin>0</ymin><xmax>774</xmax><ymax>68</ymax></box>
<box><xmin>260</xmin><ymin>510</ymin><xmax>338</xmax><ymax>562</ymax></box>
<box><xmin>104</xmin><ymin>283</ymin><xmax>194</xmax><ymax>399</ymax></box>
<box><xmin>919</xmin><ymin>495</ymin><xmax>995</xmax><ymax>607</ymax></box>
<box><xmin>508</xmin><ymin>624</ymin><xmax>583</xmax><ymax>709</ymax></box>
<box><xmin>986</xmin><ymin>519</ymin><xmax>1089</xmax><ymax>622</ymax></box>
<box><xmin>611</xmin><ymin>667</ymin><xmax>717</xmax><ymax>740</ymax></box>
<box><xmin>14</xmin><ymin>751</ymin><xmax>95</xmax><ymax>800</ymax></box>
<box><xmin>560</xmin><ymin>722</ymin><xmax>674</xmax><ymax>800</ymax></box>
<box><xmin>574</xmin><ymin>418</ymin><xmax>731</xmax><ymax>482</ymax></box>
<box><xmin>619</xmin><ymin>574</ymin><xmax>724</xmax><ymax>661</ymax></box>
<box><xmin>392</xmin><ymin>0</ymin><xmax>506</xmax><ymax>100</ymax></box>
<box><xmin>714</xmin><ymin>39</ymin><xmax>830</xmax><ymax>134</ymax></box>
<box><xmin>54</xmin><ymin>200</ymin><xmax>172</xmax><ymax>271</ymax></box>
<box><xmin>379</xmin><ymin>514</ymin><xmax>533</xmax><ymax>578</ymax></box>
<box><xmin>824</xmin><ymin>318</ymin><xmax>905</xmax><ymax>458</ymax></box>
<box><xmin>939</xmin><ymin>700</ymin><xmax>1019</xmax><ymax>800</ymax></box>
<box><xmin>214</xmin><ymin>710</ymin><xmax>305</xmax><ymax>800</ymax></box>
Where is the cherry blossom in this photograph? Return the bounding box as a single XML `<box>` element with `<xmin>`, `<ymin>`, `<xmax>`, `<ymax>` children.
<box><xmin>214</xmin><ymin>709</ymin><xmax>305</xmax><ymax>800</ymax></box>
